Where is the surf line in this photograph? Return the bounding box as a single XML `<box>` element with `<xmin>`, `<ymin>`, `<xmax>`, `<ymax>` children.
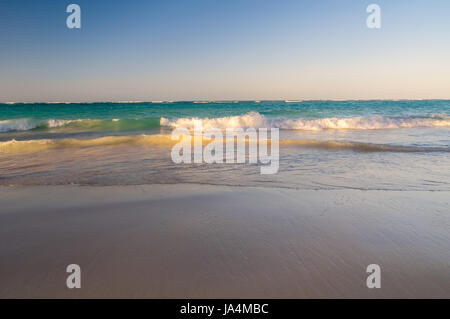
<box><xmin>170</xmin><ymin>120</ymin><xmax>279</xmax><ymax>174</ymax></box>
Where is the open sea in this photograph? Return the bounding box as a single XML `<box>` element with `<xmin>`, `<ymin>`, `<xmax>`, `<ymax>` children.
<box><xmin>0</xmin><ymin>100</ymin><xmax>449</xmax><ymax>190</ymax></box>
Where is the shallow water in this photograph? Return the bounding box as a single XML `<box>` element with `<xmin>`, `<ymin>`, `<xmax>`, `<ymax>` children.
<box><xmin>0</xmin><ymin>100</ymin><xmax>449</xmax><ymax>190</ymax></box>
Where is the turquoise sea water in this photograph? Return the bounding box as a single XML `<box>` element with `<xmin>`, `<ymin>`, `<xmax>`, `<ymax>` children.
<box><xmin>0</xmin><ymin>100</ymin><xmax>449</xmax><ymax>190</ymax></box>
<box><xmin>1</xmin><ymin>100</ymin><xmax>449</xmax><ymax>134</ymax></box>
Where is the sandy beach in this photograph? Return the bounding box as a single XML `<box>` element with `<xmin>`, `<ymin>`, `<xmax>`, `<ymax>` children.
<box><xmin>2</xmin><ymin>0</ymin><xmax>450</xmax><ymax>303</ymax></box>
<box><xmin>0</xmin><ymin>184</ymin><xmax>449</xmax><ymax>298</ymax></box>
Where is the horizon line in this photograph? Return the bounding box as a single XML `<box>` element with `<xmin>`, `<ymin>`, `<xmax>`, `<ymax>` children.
<box><xmin>2</xmin><ymin>98</ymin><xmax>450</xmax><ymax>104</ymax></box>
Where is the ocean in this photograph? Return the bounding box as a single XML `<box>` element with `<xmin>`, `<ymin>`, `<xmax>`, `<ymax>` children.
<box><xmin>0</xmin><ymin>100</ymin><xmax>449</xmax><ymax>190</ymax></box>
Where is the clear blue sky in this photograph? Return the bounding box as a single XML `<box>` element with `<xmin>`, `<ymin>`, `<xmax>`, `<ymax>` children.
<box><xmin>1</xmin><ymin>0</ymin><xmax>449</xmax><ymax>102</ymax></box>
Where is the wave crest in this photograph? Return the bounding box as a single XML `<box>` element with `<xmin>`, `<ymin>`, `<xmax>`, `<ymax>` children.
<box><xmin>0</xmin><ymin>134</ymin><xmax>174</xmax><ymax>153</ymax></box>
<box><xmin>2</xmin><ymin>113</ymin><xmax>449</xmax><ymax>134</ymax></box>
<box><xmin>161</xmin><ymin>112</ymin><xmax>450</xmax><ymax>131</ymax></box>
<box><xmin>1</xmin><ymin>134</ymin><xmax>448</xmax><ymax>154</ymax></box>
<box><xmin>0</xmin><ymin>118</ymin><xmax>75</xmax><ymax>133</ymax></box>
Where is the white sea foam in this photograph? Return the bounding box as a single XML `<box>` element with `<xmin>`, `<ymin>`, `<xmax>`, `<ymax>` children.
<box><xmin>0</xmin><ymin>119</ymin><xmax>37</xmax><ymax>132</ymax></box>
<box><xmin>46</xmin><ymin>119</ymin><xmax>76</xmax><ymax>128</ymax></box>
<box><xmin>160</xmin><ymin>112</ymin><xmax>450</xmax><ymax>131</ymax></box>
<box><xmin>161</xmin><ymin>112</ymin><xmax>267</xmax><ymax>130</ymax></box>
<box><xmin>0</xmin><ymin>118</ymin><xmax>75</xmax><ymax>132</ymax></box>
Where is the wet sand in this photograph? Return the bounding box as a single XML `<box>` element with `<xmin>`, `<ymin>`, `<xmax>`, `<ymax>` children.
<box><xmin>0</xmin><ymin>184</ymin><xmax>449</xmax><ymax>298</ymax></box>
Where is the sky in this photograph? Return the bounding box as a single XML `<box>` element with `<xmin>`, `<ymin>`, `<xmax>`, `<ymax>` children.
<box><xmin>1</xmin><ymin>0</ymin><xmax>450</xmax><ymax>102</ymax></box>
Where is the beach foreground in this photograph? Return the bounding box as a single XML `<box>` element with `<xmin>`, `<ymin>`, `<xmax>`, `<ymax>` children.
<box><xmin>0</xmin><ymin>184</ymin><xmax>449</xmax><ymax>298</ymax></box>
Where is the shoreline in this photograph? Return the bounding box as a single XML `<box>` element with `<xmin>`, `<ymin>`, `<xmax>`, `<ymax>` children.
<box><xmin>1</xmin><ymin>182</ymin><xmax>449</xmax><ymax>192</ymax></box>
<box><xmin>1</xmin><ymin>184</ymin><xmax>449</xmax><ymax>298</ymax></box>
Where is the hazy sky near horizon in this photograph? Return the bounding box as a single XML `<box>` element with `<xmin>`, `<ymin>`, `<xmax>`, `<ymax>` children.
<box><xmin>1</xmin><ymin>0</ymin><xmax>450</xmax><ymax>102</ymax></box>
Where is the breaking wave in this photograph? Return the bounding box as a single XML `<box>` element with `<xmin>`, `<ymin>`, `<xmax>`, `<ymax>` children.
<box><xmin>1</xmin><ymin>112</ymin><xmax>449</xmax><ymax>134</ymax></box>
<box><xmin>0</xmin><ymin>118</ymin><xmax>75</xmax><ymax>133</ymax></box>
<box><xmin>160</xmin><ymin>112</ymin><xmax>450</xmax><ymax>131</ymax></box>
<box><xmin>0</xmin><ymin>134</ymin><xmax>174</xmax><ymax>153</ymax></box>
<box><xmin>0</xmin><ymin>134</ymin><xmax>448</xmax><ymax>154</ymax></box>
